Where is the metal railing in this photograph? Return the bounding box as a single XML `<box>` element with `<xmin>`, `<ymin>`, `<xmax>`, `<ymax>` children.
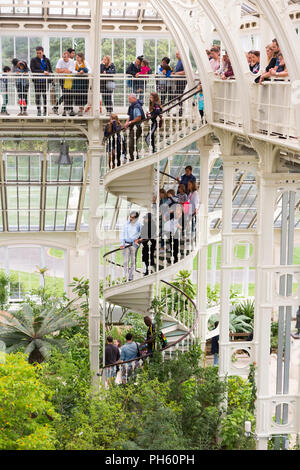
<box><xmin>103</xmin><ymin>85</ymin><xmax>204</xmax><ymax>170</ymax></box>
<box><xmin>212</xmin><ymin>76</ymin><xmax>298</xmax><ymax>142</ymax></box>
<box><xmin>252</xmin><ymin>79</ymin><xmax>297</xmax><ymax>141</ymax></box>
<box><xmin>0</xmin><ymin>73</ymin><xmax>195</xmax><ymax>119</ymax></box>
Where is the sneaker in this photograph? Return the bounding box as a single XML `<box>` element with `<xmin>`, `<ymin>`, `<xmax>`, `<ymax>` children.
<box><xmin>62</xmin><ymin>111</ymin><xmax>67</xmax><ymax>117</ymax></box>
<box><xmin>0</xmin><ymin>111</ymin><xmax>9</xmax><ymax>116</ymax></box>
<box><xmin>77</xmin><ymin>110</ymin><xmax>83</xmax><ymax>117</ymax></box>
<box><xmin>69</xmin><ymin>110</ymin><xmax>76</xmax><ymax>117</ymax></box>
<box><xmin>22</xmin><ymin>111</ymin><xmax>28</xmax><ymax>116</ymax></box>
<box><xmin>18</xmin><ymin>111</ymin><xmax>23</xmax><ymax>116</ymax></box>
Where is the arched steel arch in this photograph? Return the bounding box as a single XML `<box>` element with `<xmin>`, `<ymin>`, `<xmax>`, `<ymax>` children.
<box><xmin>151</xmin><ymin>0</ymin><xmax>214</xmax><ymax>122</ymax></box>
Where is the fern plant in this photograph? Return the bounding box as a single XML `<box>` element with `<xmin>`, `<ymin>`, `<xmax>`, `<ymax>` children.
<box><xmin>0</xmin><ymin>301</ymin><xmax>79</xmax><ymax>364</ymax></box>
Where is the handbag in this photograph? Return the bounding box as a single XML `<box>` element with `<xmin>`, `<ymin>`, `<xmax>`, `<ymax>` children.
<box><xmin>107</xmin><ymin>80</ymin><xmax>116</xmax><ymax>91</ymax></box>
<box><xmin>64</xmin><ymin>76</ymin><xmax>73</xmax><ymax>90</ymax></box>
<box><xmin>182</xmin><ymin>200</ymin><xmax>191</xmax><ymax>215</ymax></box>
<box><xmin>135</xmin><ymin>342</ymin><xmax>141</xmax><ymax>359</ymax></box>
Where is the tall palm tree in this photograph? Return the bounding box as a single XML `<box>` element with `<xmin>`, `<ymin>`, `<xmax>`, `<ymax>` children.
<box><xmin>0</xmin><ymin>301</ymin><xmax>79</xmax><ymax>364</ymax></box>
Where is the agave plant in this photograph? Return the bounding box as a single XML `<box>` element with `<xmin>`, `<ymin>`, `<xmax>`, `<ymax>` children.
<box><xmin>0</xmin><ymin>301</ymin><xmax>79</xmax><ymax>364</ymax></box>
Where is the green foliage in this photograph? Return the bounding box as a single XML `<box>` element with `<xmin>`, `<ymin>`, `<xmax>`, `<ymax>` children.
<box><xmin>0</xmin><ymin>353</ymin><xmax>58</xmax><ymax>450</ymax></box>
<box><xmin>0</xmin><ymin>272</ymin><xmax>9</xmax><ymax>310</ymax></box>
<box><xmin>220</xmin><ymin>372</ymin><xmax>256</xmax><ymax>450</ymax></box>
<box><xmin>123</xmin><ymin>312</ymin><xmax>146</xmax><ymax>344</ymax></box>
<box><xmin>271</xmin><ymin>321</ymin><xmax>278</xmax><ymax>352</ymax></box>
<box><xmin>207</xmin><ymin>285</ymin><xmax>220</xmax><ymax>307</ymax></box>
<box><xmin>0</xmin><ymin>300</ymin><xmax>80</xmax><ymax>363</ymax></box>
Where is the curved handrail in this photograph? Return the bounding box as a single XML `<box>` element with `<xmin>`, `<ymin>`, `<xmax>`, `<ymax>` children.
<box><xmin>98</xmin><ymin>279</ymin><xmax>199</xmax><ymax>375</ymax></box>
<box><xmin>102</xmin><ymin>82</ymin><xmax>200</xmax><ymax>143</ymax></box>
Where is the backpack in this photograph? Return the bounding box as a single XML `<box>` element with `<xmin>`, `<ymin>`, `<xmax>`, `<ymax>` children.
<box><xmin>159</xmin><ymin>332</ymin><xmax>168</xmax><ymax>348</ymax></box>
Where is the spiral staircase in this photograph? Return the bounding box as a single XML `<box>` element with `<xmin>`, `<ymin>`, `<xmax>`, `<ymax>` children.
<box><xmin>102</xmin><ymin>88</ymin><xmax>212</xmax><ymax>370</ymax></box>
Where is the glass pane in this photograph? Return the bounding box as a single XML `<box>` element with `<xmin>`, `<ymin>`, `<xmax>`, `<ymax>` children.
<box><xmin>46</xmin><ymin>186</ymin><xmax>57</xmax><ymax>209</ymax></box>
<box><xmin>62</xmin><ymin>37</ymin><xmax>73</xmax><ymax>53</ymax></box>
<box><xmin>6</xmin><ymin>155</ymin><xmax>16</xmax><ymax>181</ymax></box>
<box><xmin>16</xmin><ymin>37</ymin><xmax>28</xmax><ymax>63</ymax></box>
<box><xmin>114</xmin><ymin>38</ymin><xmax>125</xmax><ymax>73</ymax></box>
<box><xmin>49</xmin><ymin>37</ymin><xmax>61</xmax><ymax>70</ymax></box>
<box><xmin>170</xmin><ymin>39</ymin><xmax>177</xmax><ymax>68</ymax></box>
<box><xmin>6</xmin><ymin>187</ymin><xmax>17</xmax><ymax>209</ymax></box>
<box><xmin>18</xmin><ymin>186</ymin><xmax>29</xmax><ymax>209</ymax></box>
<box><xmin>7</xmin><ymin>211</ymin><xmax>18</xmax><ymax>231</ymax></box>
<box><xmin>2</xmin><ymin>36</ymin><xmax>14</xmax><ymax>68</ymax></box>
<box><xmin>125</xmin><ymin>38</ymin><xmax>136</xmax><ymax>71</ymax></box>
<box><xmin>45</xmin><ymin>211</ymin><xmax>55</xmax><ymax>231</ymax></box>
<box><xmin>18</xmin><ymin>156</ymin><xmax>29</xmax><ymax>181</ymax></box>
<box><xmin>57</xmin><ymin>186</ymin><xmax>69</xmax><ymax>209</ymax></box>
<box><xmin>55</xmin><ymin>210</ymin><xmax>66</xmax><ymax>230</ymax></box>
<box><xmin>30</xmin><ymin>186</ymin><xmax>41</xmax><ymax>210</ymax></box>
<box><xmin>101</xmin><ymin>38</ymin><xmax>112</xmax><ymax>61</ymax></box>
<box><xmin>157</xmin><ymin>39</ymin><xmax>169</xmax><ymax>72</ymax></box>
<box><xmin>19</xmin><ymin>210</ymin><xmax>29</xmax><ymax>231</ymax></box>
<box><xmin>30</xmin><ymin>37</ymin><xmax>42</xmax><ymax>61</ymax></box>
<box><xmin>74</xmin><ymin>37</ymin><xmax>85</xmax><ymax>55</ymax></box>
<box><xmin>143</xmin><ymin>39</ymin><xmax>155</xmax><ymax>71</ymax></box>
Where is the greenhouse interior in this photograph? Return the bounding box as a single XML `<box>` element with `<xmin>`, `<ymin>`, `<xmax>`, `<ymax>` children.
<box><xmin>0</xmin><ymin>0</ymin><xmax>300</xmax><ymax>453</ymax></box>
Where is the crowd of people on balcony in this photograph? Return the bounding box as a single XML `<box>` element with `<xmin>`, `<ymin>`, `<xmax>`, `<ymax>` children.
<box><xmin>119</xmin><ymin>166</ymin><xmax>199</xmax><ymax>282</ymax></box>
<box><xmin>0</xmin><ymin>37</ymin><xmax>291</xmax><ymax>119</ymax></box>
<box><xmin>0</xmin><ymin>46</ymin><xmax>187</xmax><ymax>117</ymax></box>
<box><xmin>207</xmin><ymin>38</ymin><xmax>289</xmax><ymax>83</ymax></box>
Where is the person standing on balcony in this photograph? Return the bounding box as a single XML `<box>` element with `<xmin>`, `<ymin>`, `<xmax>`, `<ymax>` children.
<box><xmin>249</xmin><ymin>50</ymin><xmax>260</xmax><ymax>75</ymax></box>
<box><xmin>126</xmin><ymin>56</ymin><xmax>143</xmax><ymax>94</ymax></box>
<box><xmin>67</xmin><ymin>48</ymin><xmax>76</xmax><ymax>62</ymax></box>
<box><xmin>176</xmin><ymin>166</ymin><xmax>196</xmax><ymax>193</ymax></box>
<box><xmin>54</xmin><ymin>50</ymin><xmax>76</xmax><ymax>117</ymax></box>
<box><xmin>157</xmin><ymin>57</ymin><xmax>173</xmax><ymax>106</ymax></box>
<box><xmin>172</xmin><ymin>51</ymin><xmax>187</xmax><ymax>117</ymax></box>
<box><xmin>218</xmin><ymin>52</ymin><xmax>234</xmax><ymax>80</ymax></box>
<box><xmin>120</xmin><ymin>211</ymin><xmax>141</xmax><ymax>282</ymax></box>
<box><xmin>124</xmin><ymin>94</ymin><xmax>145</xmax><ymax>161</ymax></box>
<box><xmin>209</xmin><ymin>46</ymin><xmax>221</xmax><ymax>73</ymax></box>
<box><xmin>30</xmin><ymin>46</ymin><xmax>53</xmax><ymax>117</ymax></box>
<box><xmin>73</xmin><ymin>52</ymin><xmax>91</xmax><ymax>117</ymax></box>
<box><xmin>15</xmin><ymin>60</ymin><xmax>30</xmax><ymax>116</ymax></box>
<box><xmin>256</xmin><ymin>44</ymin><xmax>277</xmax><ymax>84</ymax></box>
<box><xmin>100</xmin><ymin>55</ymin><xmax>116</xmax><ymax>115</ymax></box>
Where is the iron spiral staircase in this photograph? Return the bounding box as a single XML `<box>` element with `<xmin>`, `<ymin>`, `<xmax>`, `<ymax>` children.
<box><xmin>101</xmin><ymin>85</ymin><xmax>211</xmax><ymax>376</ymax></box>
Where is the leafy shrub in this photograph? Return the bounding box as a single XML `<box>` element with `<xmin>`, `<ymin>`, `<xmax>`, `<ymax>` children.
<box><xmin>0</xmin><ymin>353</ymin><xmax>58</xmax><ymax>450</ymax></box>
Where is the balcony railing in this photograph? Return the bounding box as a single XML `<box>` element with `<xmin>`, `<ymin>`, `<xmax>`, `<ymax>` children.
<box><xmin>212</xmin><ymin>78</ymin><xmax>243</xmax><ymax>129</ymax></box>
<box><xmin>212</xmin><ymin>77</ymin><xmax>298</xmax><ymax>142</ymax></box>
<box><xmin>0</xmin><ymin>73</ymin><xmax>191</xmax><ymax>120</ymax></box>
<box><xmin>252</xmin><ymin>79</ymin><xmax>298</xmax><ymax>141</ymax></box>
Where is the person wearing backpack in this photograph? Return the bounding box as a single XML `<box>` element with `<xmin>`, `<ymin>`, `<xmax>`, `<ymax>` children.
<box><xmin>124</xmin><ymin>94</ymin><xmax>145</xmax><ymax>161</ymax></box>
